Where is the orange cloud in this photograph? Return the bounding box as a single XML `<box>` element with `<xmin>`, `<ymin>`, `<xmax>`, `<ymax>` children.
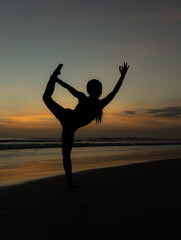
<box><xmin>0</xmin><ymin>113</ymin><xmax>58</xmax><ymax>128</ymax></box>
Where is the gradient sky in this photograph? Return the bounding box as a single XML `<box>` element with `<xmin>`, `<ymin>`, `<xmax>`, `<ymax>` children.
<box><xmin>0</xmin><ymin>0</ymin><xmax>181</xmax><ymax>138</ymax></box>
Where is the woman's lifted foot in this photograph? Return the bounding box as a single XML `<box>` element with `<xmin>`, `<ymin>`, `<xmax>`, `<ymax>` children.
<box><xmin>52</xmin><ymin>64</ymin><xmax>63</xmax><ymax>76</ymax></box>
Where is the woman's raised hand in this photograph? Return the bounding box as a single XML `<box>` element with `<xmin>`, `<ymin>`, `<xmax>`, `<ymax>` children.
<box><xmin>119</xmin><ymin>62</ymin><xmax>129</xmax><ymax>76</ymax></box>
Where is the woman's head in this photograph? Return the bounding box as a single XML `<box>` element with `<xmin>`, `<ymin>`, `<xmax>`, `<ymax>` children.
<box><xmin>86</xmin><ymin>79</ymin><xmax>102</xmax><ymax>98</ymax></box>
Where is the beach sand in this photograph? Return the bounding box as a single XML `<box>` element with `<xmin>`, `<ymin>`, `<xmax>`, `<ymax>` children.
<box><xmin>0</xmin><ymin>158</ymin><xmax>181</xmax><ymax>239</ymax></box>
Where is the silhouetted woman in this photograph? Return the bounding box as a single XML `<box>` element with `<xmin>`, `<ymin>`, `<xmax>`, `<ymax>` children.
<box><xmin>43</xmin><ymin>62</ymin><xmax>129</xmax><ymax>187</ymax></box>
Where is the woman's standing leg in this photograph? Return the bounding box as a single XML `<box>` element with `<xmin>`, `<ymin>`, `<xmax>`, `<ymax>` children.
<box><xmin>62</xmin><ymin>128</ymin><xmax>75</xmax><ymax>187</ymax></box>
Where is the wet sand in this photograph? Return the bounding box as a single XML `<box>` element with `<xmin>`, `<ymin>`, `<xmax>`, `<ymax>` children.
<box><xmin>0</xmin><ymin>158</ymin><xmax>181</xmax><ymax>239</ymax></box>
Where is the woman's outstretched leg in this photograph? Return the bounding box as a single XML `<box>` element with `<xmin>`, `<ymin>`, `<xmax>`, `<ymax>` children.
<box><xmin>62</xmin><ymin>128</ymin><xmax>76</xmax><ymax>188</ymax></box>
<box><xmin>43</xmin><ymin>64</ymin><xmax>63</xmax><ymax>101</ymax></box>
<box><xmin>43</xmin><ymin>66</ymin><xmax>65</xmax><ymax>122</ymax></box>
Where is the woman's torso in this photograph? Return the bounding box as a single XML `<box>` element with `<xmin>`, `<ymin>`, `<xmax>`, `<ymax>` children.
<box><xmin>73</xmin><ymin>96</ymin><xmax>102</xmax><ymax>129</ymax></box>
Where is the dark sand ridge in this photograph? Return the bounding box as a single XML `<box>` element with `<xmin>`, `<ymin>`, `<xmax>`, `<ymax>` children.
<box><xmin>0</xmin><ymin>158</ymin><xmax>181</xmax><ymax>239</ymax></box>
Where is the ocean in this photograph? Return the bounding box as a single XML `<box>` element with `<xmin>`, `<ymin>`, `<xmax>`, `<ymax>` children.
<box><xmin>0</xmin><ymin>137</ymin><xmax>181</xmax><ymax>186</ymax></box>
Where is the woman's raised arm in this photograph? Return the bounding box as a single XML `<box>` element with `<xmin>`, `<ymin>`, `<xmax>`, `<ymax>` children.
<box><xmin>56</xmin><ymin>78</ymin><xmax>86</xmax><ymax>100</ymax></box>
<box><xmin>100</xmin><ymin>62</ymin><xmax>129</xmax><ymax>109</ymax></box>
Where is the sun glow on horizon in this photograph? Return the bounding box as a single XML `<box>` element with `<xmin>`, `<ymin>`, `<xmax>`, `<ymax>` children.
<box><xmin>0</xmin><ymin>107</ymin><xmax>181</xmax><ymax>138</ymax></box>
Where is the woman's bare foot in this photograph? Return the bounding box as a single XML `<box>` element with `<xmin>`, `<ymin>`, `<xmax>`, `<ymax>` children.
<box><xmin>67</xmin><ymin>181</ymin><xmax>79</xmax><ymax>189</ymax></box>
<box><xmin>52</xmin><ymin>64</ymin><xmax>63</xmax><ymax>76</ymax></box>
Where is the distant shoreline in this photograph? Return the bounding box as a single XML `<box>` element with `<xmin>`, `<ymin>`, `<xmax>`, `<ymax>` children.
<box><xmin>0</xmin><ymin>136</ymin><xmax>181</xmax><ymax>151</ymax></box>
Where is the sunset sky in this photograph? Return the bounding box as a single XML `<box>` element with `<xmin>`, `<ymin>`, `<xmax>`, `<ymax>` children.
<box><xmin>0</xmin><ymin>0</ymin><xmax>181</xmax><ymax>138</ymax></box>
